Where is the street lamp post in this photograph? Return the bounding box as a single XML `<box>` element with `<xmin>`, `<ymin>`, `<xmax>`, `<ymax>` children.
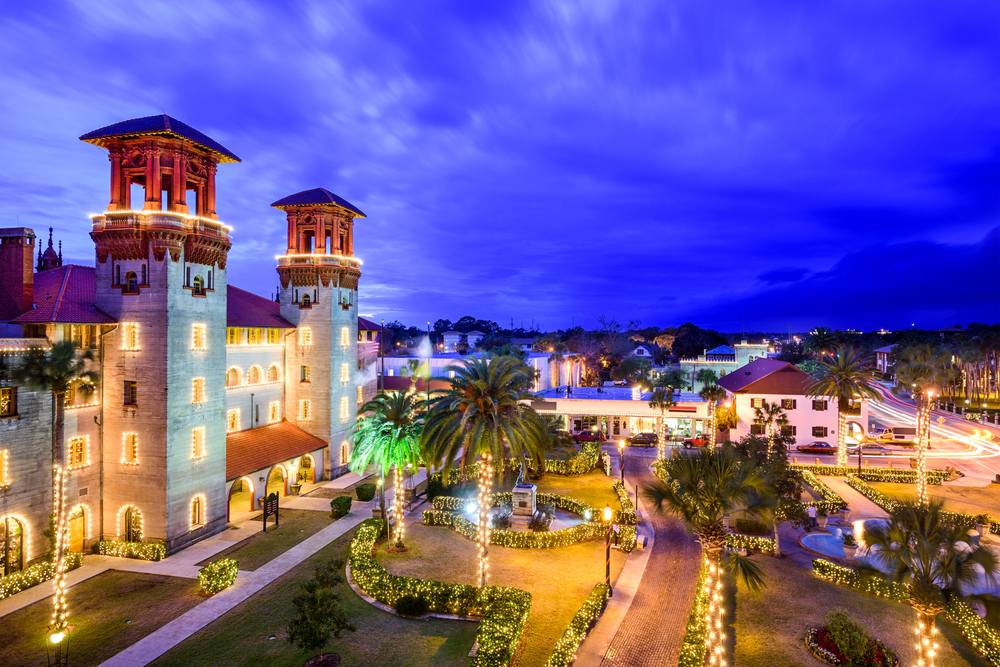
<box><xmin>603</xmin><ymin>504</ymin><xmax>613</xmax><ymax>596</ymax></box>
<box><xmin>618</xmin><ymin>439</ymin><xmax>625</xmax><ymax>483</ymax></box>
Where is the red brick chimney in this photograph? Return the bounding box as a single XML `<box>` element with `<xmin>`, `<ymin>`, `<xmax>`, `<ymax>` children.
<box><xmin>0</xmin><ymin>227</ymin><xmax>36</xmax><ymax>321</ymax></box>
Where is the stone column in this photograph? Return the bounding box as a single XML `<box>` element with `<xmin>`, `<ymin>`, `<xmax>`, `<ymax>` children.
<box><xmin>143</xmin><ymin>145</ymin><xmax>162</xmax><ymax>211</ymax></box>
<box><xmin>287</xmin><ymin>213</ymin><xmax>297</xmax><ymax>253</ymax></box>
<box><xmin>195</xmin><ymin>181</ymin><xmax>205</xmax><ymax>217</ymax></box>
<box><xmin>109</xmin><ymin>148</ymin><xmax>123</xmax><ymax>210</ymax></box>
<box><xmin>347</xmin><ymin>219</ymin><xmax>354</xmax><ymax>255</ymax></box>
<box><xmin>315</xmin><ymin>212</ymin><xmax>325</xmax><ymax>254</ymax></box>
<box><xmin>206</xmin><ymin>162</ymin><xmax>218</xmax><ymax>219</ymax></box>
<box><xmin>171</xmin><ymin>150</ymin><xmax>188</xmax><ymax>214</ymax></box>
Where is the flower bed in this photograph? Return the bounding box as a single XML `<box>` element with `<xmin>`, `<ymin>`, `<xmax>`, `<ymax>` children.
<box><xmin>198</xmin><ymin>558</ymin><xmax>238</xmax><ymax>595</ymax></box>
<box><xmin>97</xmin><ymin>540</ymin><xmax>166</xmax><ymax>562</ymax></box>
<box><xmin>845</xmin><ymin>475</ymin><xmax>1000</xmax><ymax>534</ymax></box>
<box><xmin>543</xmin><ymin>582</ymin><xmax>611</xmax><ymax>667</ymax></box>
<box><xmin>804</xmin><ymin>626</ymin><xmax>899</xmax><ymax>666</ymax></box>
<box><xmin>0</xmin><ymin>553</ymin><xmax>84</xmax><ymax>601</ymax></box>
<box><xmin>677</xmin><ymin>557</ymin><xmax>710</xmax><ymax>667</ymax></box>
<box><xmin>349</xmin><ymin>518</ymin><xmax>531</xmax><ymax>667</ymax></box>
<box><xmin>790</xmin><ymin>464</ymin><xmax>949</xmax><ymax>485</ymax></box>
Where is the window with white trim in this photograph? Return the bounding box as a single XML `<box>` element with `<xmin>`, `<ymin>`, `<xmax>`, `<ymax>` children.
<box><xmin>341</xmin><ymin>327</ymin><xmax>349</xmax><ymax>347</ymax></box>
<box><xmin>68</xmin><ymin>436</ymin><xmax>89</xmax><ymax>469</ymax></box>
<box><xmin>191</xmin><ymin>427</ymin><xmax>206</xmax><ymax>459</ymax></box>
<box><xmin>123</xmin><ymin>433</ymin><xmax>138</xmax><ymax>464</ymax></box>
<box><xmin>192</xmin><ymin>378</ymin><xmax>206</xmax><ymax>404</ymax></box>
<box><xmin>750</xmin><ymin>398</ymin><xmax>764</xmax><ymax>408</ymax></box>
<box><xmin>122</xmin><ymin>323</ymin><xmax>140</xmax><ymax>351</ymax></box>
<box><xmin>781</xmin><ymin>399</ymin><xmax>796</xmax><ymax>410</ymax></box>
<box><xmin>299</xmin><ymin>400</ymin><xmax>311</xmax><ymax>421</ymax></box>
<box><xmin>192</xmin><ymin>323</ymin><xmax>207</xmax><ymax>350</ymax></box>
<box><xmin>340</xmin><ymin>396</ymin><xmax>349</xmax><ymax>422</ymax></box>
<box><xmin>812</xmin><ymin>426</ymin><xmax>829</xmax><ymax>438</ymax></box>
<box><xmin>299</xmin><ymin>328</ymin><xmax>312</xmax><ymax>346</ymax></box>
<box><xmin>268</xmin><ymin>402</ymin><xmax>280</xmax><ymax>423</ymax></box>
<box><xmin>227</xmin><ymin>409</ymin><xmax>240</xmax><ymax>433</ymax></box>
<box><xmin>341</xmin><ymin>363</ymin><xmax>349</xmax><ymax>385</ymax></box>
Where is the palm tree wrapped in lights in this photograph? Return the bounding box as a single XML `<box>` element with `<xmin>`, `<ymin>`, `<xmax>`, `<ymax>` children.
<box><xmin>421</xmin><ymin>355</ymin><xmax>547</xmax><ymax>587</ymax></box>
<box><xmin>645</xmin><ymin>448</ymin><xmax>772</xmax><ymax>667</ymax></box>
<box><xmin>698</xmin><ymin>384</ymin><xmax>727</xmax><ymax>452</ymax></box>
<box><xmin>648</xmin><ymin>385</ymin><xmax>676</xmax><ymax>460</ymax></box>
<box><xmin>350</xmin><ymin>392</ymin><xmax>423</xmax><ymax>549</ymax></box>
<box><xmin>892</xmin><ymin>345</ymin><xmax>953</xmax><ymax>506</ymax></box>
<box><xmin>861</xmin><ymin>498</ymin><xmax>999</xmax><ymax>667</ymax></box>
<box><xmin>806</xmin><ymin>346</ymin><xmax>883</xmax><ymax>468</ymax></box>
<box><xmin>13</xmin><ymin>340</ymin><xmax>99</xmax><ymax>651</ymax></box>
<box><xmin>751</xmin><ymin>400</ymin><xmax>788</xmax><ymax>458</ymax></box>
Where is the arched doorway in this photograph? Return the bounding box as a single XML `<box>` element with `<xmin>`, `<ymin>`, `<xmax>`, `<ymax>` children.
<box><xmin>266</xmin><ymin>465</ymin><xmax>287</xmax><ymax>497</ymax></box>
<box><xmin>228</xmin><ymin>477</ymin><xmax>254</xmax><ymax>521</ymax></box>
<box><xmin>846</xmin><ymin>421</ymin><xmax>865</xmax><ymax>444</ymax></box>
<box><xmin>121</xmin><ymin>506</ymin><xmax>142</xmax><ymax>542</ymax></box>
<box><xmin>1</xmin><ymin>517</ymin><xmax>24</xmax><ymax>576</ymax></box>
<box><xmin>68</xmin><ymin>506</ymin><xmax>87</xmax><ymax>553</ymax></box>
<box><xmin>298</xmin><ymin>455</ymin><xmax>316</xmax><ymax>485</ymax></box>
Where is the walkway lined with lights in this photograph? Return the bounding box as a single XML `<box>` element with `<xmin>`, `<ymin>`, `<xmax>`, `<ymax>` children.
<box><xmin>598</xmin><ymin>455</ymin><xmax>702</xmax><ymax>667</ymax></box>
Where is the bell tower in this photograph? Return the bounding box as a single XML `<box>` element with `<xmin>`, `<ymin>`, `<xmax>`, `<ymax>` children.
<box><xmin>273</xmin><ymin>188</ymin><xmax>364</xmax><ymax>478</ymax></box>
<box><xmin>80</xmin><ymin>115</ymin><xmax>240</xmax><ymax>552</ymax></box>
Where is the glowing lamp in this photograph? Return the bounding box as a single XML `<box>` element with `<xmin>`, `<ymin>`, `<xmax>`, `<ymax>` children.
<box><xmin>603</xmin><ymin>504</ymin><xmax>613</xmax><ymax>522</ymax></box>
<box><xmin>619</xmin><ymin>439</ymin><xmax>625</xmax><ymax>451</ymax></box>
<box><xmin>51</xmin><ymin>630</ymin><xmax>65</xmax><ymax>644</ymax></box>
<box><xmin>467</xmin><ymin>501</ymin><xmax>478</xmax><ymax>515</ymax></box>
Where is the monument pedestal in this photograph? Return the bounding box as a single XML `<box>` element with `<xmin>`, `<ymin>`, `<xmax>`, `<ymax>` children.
<box><xmin>512</xmin><ymin>483</ymin><xmax>537</xmax><ymax>516</ymax></box>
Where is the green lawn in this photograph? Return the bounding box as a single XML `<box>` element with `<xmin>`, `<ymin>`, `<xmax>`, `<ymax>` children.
<box><xmin>152</xmin><ymin>530</ymin><xmax>478</xmax><ymax>667</ymax></box>
<box><xmin>303</xmin><ymin>487</ymin><xmax>355</xmax><ymax>500</ymax></box>
<box><xmin>732</xmin><ymin>557</ymin><xmax>990</xmax><ymax>667</ymax></box>
<box><xmin>198</xmin><ymin>509</ymin><xmax>338</xmax><ymax>570</ymax></box>
<box><xmin>0</xmin><ymin>570</ymin><xmax>202</xmax><ymax>667</ymax></box>
<box><xmin>868</xmin><ymin>482</ymin><xmax>1000</xmax><ymax>519</ymax></box>
<box><xmin>532</xmin><ymin>469</ymin><xmax>620</xmax><ymax>509</ymax></box>
<box><xmin>381</xmin><ymin>520</ymin><xmax>628</xmax><ymax>667</ymax></box>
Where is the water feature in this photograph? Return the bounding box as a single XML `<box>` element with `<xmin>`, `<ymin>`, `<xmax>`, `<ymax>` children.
<box><xmin>801</xmin><ymin>519</ymin><xmax>889</xmax><ymax>568</ymax></box>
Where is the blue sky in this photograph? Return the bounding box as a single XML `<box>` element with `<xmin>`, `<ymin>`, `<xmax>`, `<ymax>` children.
<box><xmin>2</xmin><ymin>0</ymin><xmax>998</xmax><ymax>332</ymax></box>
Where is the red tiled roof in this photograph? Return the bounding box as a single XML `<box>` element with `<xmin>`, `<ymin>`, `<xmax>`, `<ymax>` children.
<box><xmin>10</xmin><ymin>265</ymin><xmax>116</xmax><ymax>324</ymax></box>
<box><xmin>358</xmin><ymin>316</ymin><xmax>380</xmax><ymax>330</ymax></box>
<box><xmin>716</xmin><ymin>358</ymin><xmax>810</xmax><ymax>394</ymax></box>
<box><xmin>227</xmin><ymin>286</ymin><xmax>294</xmax><ymax>328</ymax></box>
<box><xmin>226</xmin><ymin>421</ymin><xmax>327</xmax><ymax>481</ymax></box>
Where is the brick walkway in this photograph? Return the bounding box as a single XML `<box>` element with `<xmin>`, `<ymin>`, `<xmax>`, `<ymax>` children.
<box><xmin>600</xmin><ymin>456</ymin><xmax>702</xmax><ymax>667</ymax></box>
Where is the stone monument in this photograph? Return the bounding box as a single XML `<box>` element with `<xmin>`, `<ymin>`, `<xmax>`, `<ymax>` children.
<box><xmin>512</xmin><ymin>483</ymin><xmax>537</xmax><ymax>516</ymax></box>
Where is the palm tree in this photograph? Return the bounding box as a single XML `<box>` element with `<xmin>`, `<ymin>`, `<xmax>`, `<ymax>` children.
<box><xmin>645</xmin><ymin>448</ymin><xmax>772</xmax><ymax>664</ymax></box>
<box><xmin>892</xmin><ymin>344</ymin><xmax>953</xmax><ymax>505</ymax></box>
<box><xmin>400</xmin><ymin>358</ymin><xmax>426</xmax><ymax>392</ymax></box>
<box><xmin>12</xmin><ymin>340</ymin><xmax>98</xmax><ymax>637</ymax></box>
<box><xmin>806</xmin><ymin>346</ymin><xmax>883</xmax><ymax>468</ymax></box>
<box><xmin>698</xmin><ymin>384</ymin><xmax>727</xmax><ymax>452</ymax></box>
<box><xmin>752</xmin><ymin>400</ymin><xmax>788</xmax><ymax>457</ymax></box>
<box><xmin>548</xmin><ymin>342</ymin><xmax>569</xmax><ymax>386</ymax></box>
<box><xmin>648</xmin><ymin>385</ymin><xmax>676</xmax><ymax>460</ymax></box>
<box><xmin>421</xmin><ymin>355</ymin><xmax>548</xmax><ymax>586</ymax></box>
<box><xmin>805</xmin><ymin>327</ymin><xmax>839</xmax><ymax>359</ymax></box>
<box><xmin>862</xmin><ymin>498</ymin><xmax>1000</xmax><ymax>666</ymax></box>
<box><xmin>350</xmin><ymin>392</ymin><xmax>423</xmax><ymax>548</ymax></box>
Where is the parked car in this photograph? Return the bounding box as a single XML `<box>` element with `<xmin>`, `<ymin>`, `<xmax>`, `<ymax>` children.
<box><xmin>572</xmin><ymin>430</ymin><xmax>607</xmax><ymax>443</ymax></box>
<box><xmin>683</xmin><ymin>434</ymin><xmax>710</xmax><ymax>448</ymax></box>
<box><xmin>628</xmin><ymin>433</ymin><xmax>657</xmax><ymax>447</ymax></box>
<box><xmin>796</xmin><ymin>441</ymin><xmax>837</xmax><ymax>455</ymax></box>
<box><xmin>846</xmin><ymin>444</ymin><xmax>893</xmax><ymax>456</ymax></box>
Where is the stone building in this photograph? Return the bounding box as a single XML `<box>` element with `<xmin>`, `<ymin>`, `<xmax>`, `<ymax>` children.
<box><xmin>0</xmin><ymin>115</ymin><xmax>367</xmax><ymax>565</ymax></box>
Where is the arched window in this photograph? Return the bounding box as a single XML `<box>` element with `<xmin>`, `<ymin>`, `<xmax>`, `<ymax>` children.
<box><xmin>125</xmin><ymin>271</ymin><xmax>137</xmax><ymax>293</ymax></box>
<box><xmin>226</xmin><ymin>367</ymin><xmax>241</xmax><ymax>388</ymax></box>
<box><xmin>247</xmin><ymin>366</ymin><xmax>262</xmax><ymax>385</ymax></box>
<box><xmin>190</xmin><ymin>495</ymin><xmax>205</xmax><ymax>527</ymax></box>
<box><xmin>267</xmin><ymin>364</ymin><xmax>281</xmax><ymax>383</ymax></box>
<box><xmin>340</xmin><ymin>442</ymin><xmax>349</xmax><ymax>466</ymax></box>
<box><xmin>302</xmin><ymin>293</ymin><xmax>311</xmax><ymax>307</ymax></box>
<box><xmin>1</xmin><ymin>516</ymin><xmax>24</xmax><ymax>576</ymax></box>
<box><xmin>193</xmin><ymin>275</ymin><xmax>203</xmax><ymax>294</ymax></box>
<box><xmin>122</xmin><ymin>506</ymin><xmax>142</xmax><ymax>542</ymax></box>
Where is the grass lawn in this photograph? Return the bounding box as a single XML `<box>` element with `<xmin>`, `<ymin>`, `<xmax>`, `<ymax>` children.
<box><xmin>732</xmin><ymin>557</ymin><xmax>990</xmax><ymax>667</ymax></box>
<box><xmin>0</xmin><ymin>570</ymin><xmax>202</xmax><ymax>667</ymax></box>
<box><xmin>198</xmin><ymin>509</ymin><xmax>338</xmax><ymax>570</ymax></box>
<box><xmin>532</xmin><ymin>469</ymin><xmax>621</xmax><ymax>509</ymax></box>
<box><xmin>381</xmin><ymin>521</ymin><xmax>628</xmax><ymax>667</ymax></box>
<box><xmin>151</xmin><ymin>529</ymin><xmax>478</xmax><ymax>667</ymax></box>
<box><xmin>868</xmin><ymin>482</ymin><xmax>1000</xmax><ymax>518</ymax></box>
<box><xmin>303</xmin><ymin>487</ymin><xmax>355</xmax><ymax>500</ymax></box>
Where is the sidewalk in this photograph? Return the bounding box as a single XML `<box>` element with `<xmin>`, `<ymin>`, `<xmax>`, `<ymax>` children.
<box><xmin>822</xmin><ymin>477</ymin><xmax>888</xmax><ymax>519</ymax></box>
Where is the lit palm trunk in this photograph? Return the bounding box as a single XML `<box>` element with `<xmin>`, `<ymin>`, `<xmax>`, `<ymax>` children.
<box><xmin>708</xmin><ymin>401</ymin><xmax>716</xmax><ymax>452</ymax></box>
<box><xmin>477</xmin><ymin>453</ymin><xmax>493</xmax><ymax>587</ymax></box>
<box><xmin>656</xmin><ymin>416</ymin><xmax>665</xmax><ymax>460</ymax></box>
<box><xmin>837</xmin><ymin>410</ymin><xmax>848</xmax><ymax>467</ymax></box>
<box><xmin>915</xmin><ymin>395</ymin><xmax>930</xmax><ymax>506</ymax></box>
<box><xmin>704</xmin><ymin>541</ymin><xmax>727</xmax><ymax>667</ymax></box>
<box><xmin>393</xmin><ymin>466</ymin><xmax>405</xmax><ymax>548</ymax></box>
<box><xmin>51</xmin><ymin>465</ymin><xmax>68</xmax><ymax>635</ymax></box>
<box><xmin>916</xmin><ymin>612</ymin><xmax>939</xmax><ymax>667</ymax></box>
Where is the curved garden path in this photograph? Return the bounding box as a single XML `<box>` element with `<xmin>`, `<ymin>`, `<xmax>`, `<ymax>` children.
<box><xmin>599</xmin><ymin>455</ymin><xmax>702</xmax><ymax>666</ymax></box>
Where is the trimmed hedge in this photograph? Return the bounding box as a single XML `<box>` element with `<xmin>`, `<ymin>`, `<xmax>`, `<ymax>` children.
<box><xmin>349</xmin><ymin>519</ymin><xmax>531</xmax><ymax>667</ymax></box>
<box><xmin>678</xmin><ymin>556</ymin><xmax>710</xmax><ymax>667</ymax></box>
<box><xmin>611</xmin><ymin>480</ymin><xmax>638</xmax><ymax>525</ymax></box>
<box><xmin>726</xmin><ymin>533</ymin><xmax>777</xmax><ymax>555</ymax></box>
<box><xmin>0</xmin><ymin>553</ymin><xmax>84</xmax><ymax>601</ymax></box>
<box><xmin>800</xmin><ymin>470</ymin><xmax>848</xmax><ymax>512</ymax></box>
<box><xmin>543</xmin><ymin>582</ymin><xmax>611</xmax><ymax>667</ymax></box>
<box><xmin>845</xmin><ymin>475</ymin><xmax>1000</xmax><ymax>534</ymax></box>
<box><xmin>98</xmin><ymin>540</ymin><xmax>166</xmax><ymax>561</ymax></box>
<box><xmin>198</xmin><ymin>558</ymin><xmax>238</xmax><ymax>595</ymax></box>
<box><xmin>423</xmin><ymin>510</ymin><xmax>607</xmax><ymax>549</ymax></box>
<box><xmin>790</xmin><ymin>464</ymin><xmax>950</xmax><ymax>486</ymax></box>
<box><xmin>330</xmin><ymin>495</ymin><xmax>353</xmax><ymax>518</ymax></box>
<box><xmin>433</xmin><ymin>442</ymin><xmax>603</xmax><ymax>486</ymax></box>
<box><xmin>812</xmin><ymin>558</ymin><xmax>908</xmax><ymax>601</ymax></box>
<box><xmin>944</xmin><ymin>599</ymin><xmax>1000</xmax><ymax>665</ymax></box>
<box><xmin>433</xmin><ymin>492</ymin><xmax>600</xmax><ymax>522</ymax></box>
<box><xmin>356</xmin><ymin>482</ymin><xmax>377</xmax><ymax>502</ymax></box>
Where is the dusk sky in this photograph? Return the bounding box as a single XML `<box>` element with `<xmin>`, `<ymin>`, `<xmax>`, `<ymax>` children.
<box><xmin>2</xmin><ymin>1</ymin><xmax>998</xmax><ymax>333</ymax></box>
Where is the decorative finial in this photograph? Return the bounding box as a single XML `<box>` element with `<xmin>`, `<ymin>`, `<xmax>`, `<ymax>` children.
<box><xmin>58</xmin><ymin>241</ymin><xmax>62</xmax><ymax>261</ymax></box>
<box><xmin>48</xmin><ymin>227</ymin><xmax>54</xmax><ymax>248</ymax></box>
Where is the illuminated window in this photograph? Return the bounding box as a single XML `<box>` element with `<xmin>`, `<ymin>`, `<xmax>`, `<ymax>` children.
<box><xmin>68</xmin><ymin>436</ymin><xmax>89</xmax><ymax>469</ymax></box>
<box><xmin>268</xmin><ymin>402</ymin><xmax>280</xmax><ymax>423</ymax></box>
<box><xmin>300</xmin><ymin>365</ymin><xmax>310</xmax><ymax>382</ymax></box>
<box><xmin>299</xmin><ymin>328</ymin><xmax>312</xmax><ymax>346</ymax></box>
<box><xmin>357</xmin><ymin>386</ymin><xmax>364</xmax><ymax>406</ymax></box>
<box><xmin>122</xmin><ymin>323</ymin><xmax>139</xmax><ymax>351</ymax></box>
<box><xmin>226</xmin><ymin>327</ymin><xmax>242</xmax><ymax>346</ymax></box>
<box><xmin>341</xmin><ymin>363</ymin><xmax>349</xmax><ymax>384</ymax></box>
<box><xmin>123</xmin><ymin>381</ymin><xmax>137</xmax><ymax>406</ymax></box>
<box><xmin>247</xmin><ymin>366</ymin><xmax>262</xmax><ymax>385</ymax></box>
<box><xmin>247</xmin><ymin>328</ymin><xmax>262</xmax><ymax>345</ymax></box>
<box><xmin>299</xmin><ymin>400</ymin><xmax>311</xmax><ymax>421</ymax></box>
<box><xmin>192</xmin><ymin>378</ymin><xmax>206</xmax><ymax>404</ymax></box>
<box><xmin>750</xmin><ymin>398</ymin><xmax>764</xmax><ymax>409</ymax></box>
<box><xmin>191</xmin><ymin>427</ymin><xmax>206</xmax><ymax>459</ymax></box>
<box><xmin>192</xmin><ymin>324</ymin><xmax>207</xmax><ymax>350</ymax></box>
<box><xmin>226</xmin><ymin>368</ymin><xmax>241</xmax><ymax>388</ymax></box>
<box><xmin>341</xmin><ymin>327</ymin><xmax>349</xmax><ymax>347</ymax></box>
<box><xmin>227</xmin><ymin>409</ymin><xmax>240</xmax><ymax>433</ymax></box>
<box><xmin>267</xmin><ymin>364</ymin><xmax>281</xmax><ymax>383</ymax></box>
<box><xmin>267</xmin><ymin>328</ymin><xmax>281</xmax><ymax>344</ymax></box>
<box><xmin>123</xmin><ymin>433</ymin><xmax>138</xmax><ymax>464</ymax></box>
<box><xmin>340</xmin><ymin>442</ymin><xmax>349</xmax><ymax>466</ymax></box>
<box><xmin>340</xmin><ymin>396</ymin><xmax>349</xmax><ymax>422</ymax></box>
<box><xmin>0</xmin><ymin>387</ymin><xmax>16</xmax><ymax>418</ymax></box>
<box><xmin>0</xmin><ymin>450</ymin><xmax>8</xmax><ymax>487</ymax></box>
<box><xmin>190</xmin><ymin>495</ymin><xmax>205</xmax><ymax>527</ymax></box>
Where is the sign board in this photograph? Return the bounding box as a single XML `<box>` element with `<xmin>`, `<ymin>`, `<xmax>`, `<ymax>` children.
<box><xmin>262</xmin><ymin>492</ymin><xmax>280</xmax><ymax>532</ymax></box>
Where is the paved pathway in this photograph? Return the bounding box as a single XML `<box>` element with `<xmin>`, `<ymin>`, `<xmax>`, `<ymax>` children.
<box><xmin>822</xmin><ymin>476</ymin><xmax>889</xmax><ymax>519</ymax></box>
<box><xmin>598</xmin><ymin>455</ymin><xmax>702</xmax><ymax>667</ymax></box>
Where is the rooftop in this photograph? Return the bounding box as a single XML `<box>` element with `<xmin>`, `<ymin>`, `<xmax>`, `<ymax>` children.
<box><xmin>80</xmin><ymin>114</ymin><xmax>241</xmax><ymax>163</ymax></box>
<box><xmin>226</xmin><ymin>422</ymin><xmax>326</xmax><ymax>481</ymax></box>
<box><xmin>535</xmin><ymin>386</ymin><xmax>704</xmax><ymax>403</ymax></box>
<box><xmin>226</xmin><ymin>286</ymin><xmax>294</xmax><ymax>329</ymax></box>
<box><xmin>10</xmin><ymin>265</ymin><xmax>116</xmax><ymax>325</ymax></box>
<box><xmin>270</xmin><ymin>188</ymin><xmax>366</xmax><ymax>217</ymax></box>
<box><xmin>716</xmin><ymin>358</ymin><xmax>811</xmax><ymax>394</ymax></box>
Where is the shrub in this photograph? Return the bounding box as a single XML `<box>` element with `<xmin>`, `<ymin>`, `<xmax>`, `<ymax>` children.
<box><xmin>846</xmin><ymin>475</ymin><xmax>1000</xmax><ymax>533</ymax></box>
<box><xmin>544</xmin><ymin>583</ymin><xmax>611</xmax><ymax>667</ymax></box>
<box><xmin>0</xmin><ymin>554</ymin><xmax>83</xmax><ymax>601</ymax></box>
<box><xmin>826</xmin><ymin>609</ymin><xmax>871</xmax><ymax>663</ymax></box>
<box><xmin>97</xmin><ymin>540</ymin><xmax>166</xmax><ymax>561</ymax></box>
<box><xmin>529</xmin><ymin>510</ymin><xmax>553</xmax><ymax>532</ymax></box>
<box><xmin>726</xmin><ymin>533</ymin><xmax>777</xmax><ymax>555</ymax></box>
<box><xmin>356</xmin><ymin>482</ymin><xmax>377</xmax><ymax>502</ymax></box>
<box><xmin>678</xmin><ymin>558</ymin><xmax>710</xmax><ymax>667</ymax></box>
<box><xmin>790</xmin><ymin>463</ymin><xmax>949</xmax><ymax>485</ymax></box>
<box><xmin>394</xmin><ymin>594</ymin><xmax>430</xmax><ymax>617</ymax></box>
<box><xmin>330</xmin><ymin>495</ymin><xmax>352</xmax><ymax>518</ymax></box>
<box><xmin>842</xmin><ymin>532</ymin><xmax>858</xmax><ymax>548</ymax></box>
<box><xmin>288</xmin><ymin>558</ymin><xmax>355</xmax><ymax>660</ymax></box>
<box><xmin>734</xmin><ymin>518</ymin><xmax>771</xmax><ymax>536</ymax></box>
<box><xmin>198</xmin><ymin>558</ymin><xmax>238</xmax><ymax>595</ymax></box>
<box><xmin>492</xmin><ymin>504</ymin><xmax>512</xmax><ymax>530</ymax></box>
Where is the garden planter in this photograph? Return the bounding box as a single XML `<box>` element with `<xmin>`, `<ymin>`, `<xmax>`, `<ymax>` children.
<box><xmin>817</xmin><ymin>516</ymin><xmax>828</xmax><ymax>528</ymax></box>
<box><xmin>839</xmin><ymin>509</ymin><xmax>851</xmax><ymax>524</ymax></box>
<box><xmin>976</xmin><ymin>523</ymin><xmax>990</xmax><ymax>537</ymax></box>
<box><xmin>843</xmin><ymin>545</ymin><xmax>858</xmax><ymax>560</ymax></box>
